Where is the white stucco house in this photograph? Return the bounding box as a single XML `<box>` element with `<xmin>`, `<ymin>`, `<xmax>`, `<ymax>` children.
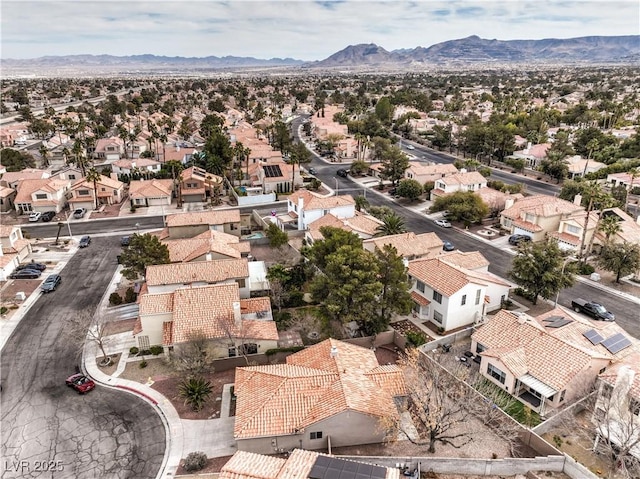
<box><xmin>283</xmin><ymin>190</ymin><xmax>356</xmax><ymax>230</ymax></box>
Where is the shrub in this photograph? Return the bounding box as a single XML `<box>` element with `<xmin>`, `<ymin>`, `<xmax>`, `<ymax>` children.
<box><xmin>109</xmin><ymin>292</ymin><xmax>123</xmax><ymax>306</ymax></box>
<box><xmin>130</xmin><ymin>205</ymin><xmax>137</xmax><ymax>213</ymax></box>
<box><xmin>183</xmin><ymin>451</ymin><xmax>208</xmax><ymax>472</ymax></box>
<box><xmin>124</xmin><ymin>287</ymin><xmax>137</xmax><ymax>304</ymax></box>
<box><xmin>0</xmin><ymin>306</ymin><xmax>7</xmax><ymax>315</ymax></box>
<box><xmin>580</xmin><ymin>263</ymin><xmax>595</xmax><ymax>275</ymax></box>
<box><xmin>149</xmin><ymin>345</ymin><xmax>163</xmax><ymax>355</ymax></box>
<box><xmin>265</xmin><ymin>346</ymin><xmax>305</xmax><ymax>356</ymax></box>
<box><xmin>405</xmin><ymin>331</ymin><xmax>427</xmax><ymax>347</ymax></box>
<box><xmin>179</xmin><ymin>376</ymin><xmax>212</xmax><ymax>411</ymax></box>
<box><xmin>553</xmin><ymin>435</ymin><xmax>563</xmax><ymax>448</ymax></box>
<box><xmin>129</xmin><ymin>346</ymin><xmax>139</xmax><ymax>355</ymax></box>
<box><xmin>139</xmin><ymin>360</ymin><xmax>148</xmax><ymax>369</ymax></box>
<box><xmin>285</xmin><ymin>290</ymin><xmax>306</xmax><ymax>308</ymax></box>
<box><xmin>273</xmin><ymin>311</ymin><xmax>292</xmax><ymax>329</ymax></box>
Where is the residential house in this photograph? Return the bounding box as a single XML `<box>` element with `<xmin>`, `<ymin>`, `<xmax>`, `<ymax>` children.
<box><xmin>250</xmin><ymin>160</ymin><xmax>300</xmax><ymax>194</ymax></box>
<box><xmin>476</xmin><ymin>188</ymin><xmax>524</xmax><ymax>215</ymax></box>
<box><xmin>284</xmin><ymin>190</ymin><xmax>356</xmax><ymax>230</ymax></box>
<box><xmin>592</xmin><ymin>208</ymin><xmax>640</xmax><ymax>251</ymax></box>
<box><xmin>233</xmin><ymin>338</ymin><xmax>406</xmax><ymax>454</ymax></box>
<box><xmin>219</xmin><ymin>449</ymin><xmax>400</xmax><ymax>479</ymax></box>
<box><xmin>0</xmin><ymin>185</ymin><xmax>16</xmax><ymax>213</ymax></box>
<box><xmin>500</xmin><ymin>195</ymin><xmax>585</xmax><ymax>242</ymax></box>
<box><xmin>93</xmin><ymin>137</ymin><xmax>125</xmax><ymax>162</ymax></box>
<box><xmin>162</xmin><ymin>230</ymin><xmax>250</xmax><ymax>263</ymax></box>
<box><xmin>404</xmin><ymin>162</ymin><xmax>458</xmax><ymax>184</ymax></box>
<box><xmin>68</xmin><ymin>175</ymin><xmax>125</xmax><ymax>210</ymax></box>
<box><xmin>549</xmin><ymin>209</ymin><xmax>599</xmax><ymax>252</ymax></box>
<box><xmin>159</xmin><ymin>145</ymin><xmax>197</xmax><ymax>164</ymax></box>
<box><xmin>305</xmin><ymin>211</ymin><xmax>383</xmax><ymax>244</ymax></box>
<box><xmin>112</xmin><ymin>158</ymin><xmax>162</xmax><ymax>176</ymax></box>
<box><xmin>52</xmin><ymin>166</ymin><xmax>83</xmax><ymax>182</ymax></box>
<box><xmin>144</xmin><ymin>258</ymin><xmax>255</xmax><ymax>297</ymax></box>
<box><xmin>179</xmin><ymin>166</ymin><xmax>223</xmax><ymax>203</ymax></box>
<box><xmin>363</xmin><ymin>232</ymin><xmax>444</xmax><ymax>260</ymax></box>
<box><xmin>593</xmin><ymin>352</ymin><xmax>640</xmax><ymax>460</ymax></box>
<box><xmin>408</xmin><ymin>256</ymin><xmax>511</xmax><ymax>331</ymax></box>
<box><xmin>471</xmin><ymin>308</ymin><xmax>638</xmax><ymax>416</ymax></box>
<box><xmin>164</xmin><ymin>209</ymin><xmax>241</xmax><ymax>239</ymax></box>
<box><xmin>310</xmin><ymin>105</ymin><xmax>348</xmax><ymax>140</ymax></box>
<box><xmin>607</xmin><ymin>172</ymin><xmax>640</xmax><ymax>190</ymax></box>
<box><xmin>13</xmin><ymin>178</ymin><xmax>71</xmax><ymax>214</ymax></box>
<box><xmin>0</xmin><ymin>225</ymin><xmax>32</xmax><ymax>280</ymax></box>
<box><xmin>133</xmin><ymin>282</ymin><xmax>277</xmax><ymax>357</ymax></box>
<box><xmin>0</xmin><ymin>168</ymin><xmax>50</xmax><ymax>189</ymax></box>
<box><xmin>129</xmin><ymin>179</ymin><xmax>173</xmax><ymax>208</ymax></box>
<box><xmin>565</xmin><ymin>156</ymin><xmax>607</xmax><ymax>179</ymax></box>
<box><xmin>430</xmin><ymin>171</ymin><xmax>488</xmax><ymax>201</ymax></box>
<box><xmin>508</xmin><ymin>143</ymin><xmax>551</xmax><ymax>168</ymax></box>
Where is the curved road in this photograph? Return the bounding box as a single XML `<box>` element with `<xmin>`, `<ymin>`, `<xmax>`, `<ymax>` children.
<box><xmin>1</xmin><ymin>237</ymin><xmax>165</xmax><ymax>479</ymax></box>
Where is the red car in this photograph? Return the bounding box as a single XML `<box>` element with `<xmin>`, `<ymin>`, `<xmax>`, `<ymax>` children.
<box><xmin>65</xmin><ymin>374</ymin><xmax>95</xmax><ymax>394</ymax></box>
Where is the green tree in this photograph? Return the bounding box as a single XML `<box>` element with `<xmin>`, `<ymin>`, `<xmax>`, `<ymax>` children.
<box><xmin>430</xmin><ymin>191</ymin><xmax>489</xmax><ymax>225</ymax></box>
<box><xmin>596</xmin><ymin>241</ymin><xmax>640</xmax><ymax>283</ymax></box>
<box><xmin>179</xmin><ymin>376</ymin><xmax>212</xmax><ymax>411</ymax></box>
<box><xmin>509</xmin><ymin>239</ymin><xmax>577</xmax><ymax>305</ymax></box>
<box><xmin>289</xmin><ymin>141</ymin><xmax>311</xmax><ymax>192</ymax></box>
<box><xmin>397</xmin><ymin>179</ymin><xmax>423</xmax><ymax>202</ymax></box>
<box><xmin>379</xmin><ymin>146</ymin><xmax>409</xmax><ymax>186</ymax></box>
<box><xmin>598</xmin><ymin>215</ymin><xmax>622</xmax><ymax>242</ymax></box>
<box><xmin>374</xmin><ymin>96</ymin><xmax>394</xmax><ymax>125</ymax></box>
<box><xmin>354</xmin><ymin>195</ymin><xmax>369</xmax><ymax>212</ymax></box>
<box><xmin>119</xmin><ymin>233</ymin><xmax>170</xmax><ymax>280</ymax></box>
<box><xmin>0</xmin><ymin>148</ymin><xmax>36</xmax><ymax>171</ymax></box>
<box><xmin>375</xmin><ymin>213</ymin><xmax>407</xmax><ymax>237</ymax></box>
<box><xmin>540</xmin><ymin>152</ymin><xmax>569</xmax><ymax>184</ymax></box>
<box><xmin>349</xmin><ymin>159</ymin><xmax>368</xmax><ymax>176</ymax></box>
<box><xmin>265</xmin><ymin>222</ymin><xmax>288</xmax><ymax>249</ymax></box>
<box><xmin>305</xmin><ymin>227</ymin><xmax>363</xmax><ymax>270</ymax></box>
<box><xmin>85</xmin><ymin>168</ymin><xmax>101</xmax><ymax>210</ymax></box>
<box><xmin>375</xmin><ymin>245</ymin><xmax>413</xmax><ymax>333</ymax></box>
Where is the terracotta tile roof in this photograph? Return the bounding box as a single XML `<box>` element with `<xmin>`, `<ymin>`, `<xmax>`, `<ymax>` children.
<box><xmin>502</xmin><ymin>194</ymin><xmax>583</xmax><ymax>220</ymax></box>
<box><xmin>549</xmin><ymin>231</ymin><xmax>581</xmax><ymax>246</ymax></box>
<box><xmin>240</xmin><ymin>297</ymin><xmax>271</xmax><ymax>314</ymax></box>
<box><xmin>163</xmin><ymin>231</ymin><xmax>246</xmax><ymax>262</ymax></box>
<box><xmin>411</xmin><ymin>291</ymin><xmax>431</xmax><ymax>306</ymax></box>
<box><xmin>182</xmin><ymin>166</ymin><xmax>223</xmax><ymax>184</ymax></box>
<box><xmin>129</xmin><ymin>179</ymin><xmax>173</xmax><ymax>199</ymax></box>
<box><xmin>289</xmin><ymin>190</ymin><xmax>355</xmax><ymax>211</ymax></box>
<box><xmin>0</xmin><ymin>185</ymin><xmax>15</xmax><ymax>198</ymax></box>
<box><xmin>165</xmin><ymin>208</ymin><xmax>241</xmax><ymax>227</ymax></box>
<box><xmin>145</xmin><ymin>258</ymin><xmax>248</xmax><ymax>286</ymax></box>
<box><xmin>345</xmin><ymin>211</ymin><xmax>384</xmax><ymax>236</ymax></box>
<box><xmin>113</xmin><ymin>158</ymin><xmax>160</xmax><ymax>169</ymax></box>
<box><xmin>234</xmin><ymin>339</ymin><xmax>405</xmax><ymax>439</ymax></box>
<box><xmin>406</xmin><ymin>161</ymin><xmax>458</xmax><ymax>176</ymax></box>
<box><xmin>0</xmin><ymin>169</ymin><xmax>48</xmax><ymax>185</ymax></box>
<box><xmin>308</xmin><ymin>212</ymin><xmax>382</xmax><ymax>238</ymax></box>
<box><xmin>71</xmin><ymin>174</ymin><xmax>123</xmax><ymax>191</ymax></box>
<box><xmin>439</xmin><ymin>251</ymin><xmax>489</xmax><ymax>270</ymax></box>
<box><xmin>0</xmin><ymin>225</ymin><xmax>18</xmax><ymax>237</ymax></box>
<box><xmin>408</xmin><ymin>258</ymin><xmax>486</xmax><ymax>297</ymax></box>
<box><xmin>512</xmin><ymin>218</ymin><xmax>544</xmax><ymax>233</ymax></box>
<box><xmin>14</xmin><ymin>178</ymin><xmax>65</xmax><ymax>203</ymax></box>
<box><xmin>472</xmin><ymin>310</ymin><xmax>594</xmax><ymax>391</ymax></box>
<box><xmin>139</xmin><ymin>292</ymin><xmax>174</xmax><ymax>315</ymax></box>
<box><xmin>2</xmin><ymin>238</ymin><xmax>30</xmax><ymax>255</ymax></box>
<box><xmin>364</xmin><ymin>232</ymin><xmax>443</xmax><ymax>258</ymax></box>
<box><xmin>0</xmin><ymin>252</ymin><xmax>17</xmax><ymax>268</ymax></box>
<box><xmin>439</xmin><ymin>171</ymin><xmax>487</xmax><ymax>186</ymax></box>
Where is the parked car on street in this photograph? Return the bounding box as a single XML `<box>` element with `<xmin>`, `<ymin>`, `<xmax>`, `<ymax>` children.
<box><xmin>336</xmin><ymin>169</ymin><xmax>348</xmax><ymax>177</ymax></box>
<box><xmin>9</xmin><ymin>269</ymin><xmax>42</xmax><ymax>279</ymax></box>
<box><xmin>41</xmin><ymin>274</ymin><xmax>62</xmax><ymax>293</ymax></box>
<box><xmin>40</xmin><ymin>211</ymin><xmax>56</xmax><ymax>222</ymax></box>
<box><xmin>16</xmin><ymin>262</ymin><xmax>47</xmax><ymax>271</ymax></box>
<box><xmin>28</xmin><ymin>211</ymin><xmax>42</xmax><ymax>222</ymax></box>
<box><xmin>65</xmin><ymin>374</ymin><xmax>95</xmax><ymax>394</ymax></box>
<box><xmin>73</xmin><ymin>208</ymin><xmax>87</xmax><ymax>219</ymax></box>
<box><xmin>79</xmin><ymin>236</ymin><xmax>91</xmax><ymax>248</ymax></box>
<box><xmin>308</xmin><ymin>167</ymin><xmax>317</xmax><ymax>175</ymax></box>
<box><xmin>406</xmin><ymin>144</ymin><xmax>415</xmax><ymax>150</ymax></box>
<box><xmin>442</xmin><ymin>240</ymin><xmax>455</xmax><ymax>251</ymax></box>
<box><xmin>434</xmin><ymin>219</ymin><xmax>452</xmax><ymax>228</ymax></box>
<box><xmin>120</xmin><ymin>236</ymin><xmax>131</xmax><ymax>246</ymax></box>
<box><xmin>508</xmin><ymin>234</ymin><xmax>532</xmax><ymax>245</ymax></box>
<box><xmin>571</xmin><ymin>298</ymin><xmax>615</xmax><ymax>321</ymax></box>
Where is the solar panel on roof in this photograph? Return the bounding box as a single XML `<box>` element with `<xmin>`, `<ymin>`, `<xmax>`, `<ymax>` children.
<box><xmin>583</xmin><ymin>329</ymin><xmax>605</xmax><ymax>345</ymax></box>
<box><xmin>263</xmin><ymin>165</ymin><xmax>283</xmax><ymax>178</ymax></box>
<box><xmin>309</xmin><ymin>457</ymin><xmax>386</xmax><ymax>479</ymax></box>
<box><xmin>544</xmin><ymin>315</ymin><xmax>565</xmax><ymax>322</ymax></box>
<box><xmin>602</xmin><ymin>332</ymin><xmax>632</xmax><ymax>354</ymax></box>
<box><xmin>546</xmin><ymin>319</ymin><xmax>572</xmax><ymax>328</ymax></box>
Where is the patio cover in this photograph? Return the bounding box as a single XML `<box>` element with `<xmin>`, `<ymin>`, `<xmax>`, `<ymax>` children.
<box><xmin>518</xmin><ymin>374</ymin><xmax>557</xmax><ymax>398</ymax></box>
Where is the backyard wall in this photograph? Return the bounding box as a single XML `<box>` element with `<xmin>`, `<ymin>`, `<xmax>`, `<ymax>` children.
<box><xmin>420</xmin><ymin>327</ymin><xmax>474</xmax><ymax>352</ymax></box>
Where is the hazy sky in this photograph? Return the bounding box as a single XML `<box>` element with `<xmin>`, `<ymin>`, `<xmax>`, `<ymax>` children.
<box><xmin>2</xmin><ymin>1</ymin><xmax>639</xmax><ymax>60</ymax></box>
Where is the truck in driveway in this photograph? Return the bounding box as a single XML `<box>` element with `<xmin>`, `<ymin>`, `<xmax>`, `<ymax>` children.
<box><xmin>571</xmin><ymin>298</ymin><xmax>615</xmax><ymax>321</ymax></box>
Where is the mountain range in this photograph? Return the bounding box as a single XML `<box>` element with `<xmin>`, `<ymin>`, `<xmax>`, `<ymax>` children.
<box><xmin>2</xmin><ymin>35</ymin><xmax>638</xmax><ymax>74</ymax></box>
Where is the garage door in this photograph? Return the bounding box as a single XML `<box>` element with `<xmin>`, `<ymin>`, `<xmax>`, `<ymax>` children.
<box><xmin>147</xmin><ymin>197</ymin><xmax>169</xmax><ymax>206</ymax></box>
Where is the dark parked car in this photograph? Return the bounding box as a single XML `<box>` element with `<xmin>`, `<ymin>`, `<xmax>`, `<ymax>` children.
<box><xmin>65</xmin><ymin>374</ymin><xmax>95</xmax><ymax>394</ymax></box>
<box><xmin>442</xmin><ymin>240</ymin><xmax>455</xmax><ymax>251</ymax></box>
<box><xmin>41</xmin><ymin>274</ymin><xmax>61</xmax><ymax>293</ymax></box>
<box><xmin>308</xmin><ymin>167</ymin><xmax>317</xmax><ymax>175</ymax></box>
<box><xmin>336</xmin><ymin>169</ymin><xmax>348</xmax><ymax>177</ymax></box>
<box><xmin>508</xmin><ymin>234</ymin><xmax>532</xmax><ymax>245</ymax></box>
<box><xmin>120</xmin><ymin>236</ymin><xmax>131</xmax><ymax>246</ymax></box>
<box><xmin>40</xmin><ymin>211</ymin><xmax>56</xmax><ymax>222</ymax></box>
<box><xmin>9</xmin><ymin>269</ymin><xmax>42</xmax><ymax>280</ymax></box>
<box><xmin>16</xmin><ymin>262</ymin><xmax>47</xmax><ymax>272</ymax></box>
<box><xmin>79</xmin><ymin>236</ymin><xmax>91</xmax><ymax>248</ymax></box>
<box><xmin>571</xmin><ymin>298</ymin><xmax>615</xmax><ymax>321</ymax></box>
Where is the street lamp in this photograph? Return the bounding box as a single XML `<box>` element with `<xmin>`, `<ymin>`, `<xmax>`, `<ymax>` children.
<box><xmin>554</xmin><ymin>256</ymin><xmax>574</xmax><ymax>308</ymax></box>
<box><xmin>333</xmin><ymin>177</ymin><xmax>339</xmax><ymax>196</ymax></box>
<box><xmin>65</xmin><ymin>210</ymin><xmax>73</xmax><ymax>239</ymax></box>
<box><xmin>135</xmin><ymin>222</ymin><xmax>140</xmax><ymax>234</ymax></box>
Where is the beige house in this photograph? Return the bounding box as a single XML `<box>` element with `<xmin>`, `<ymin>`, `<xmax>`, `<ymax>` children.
<box><xmin>0</xmin><ymin>225</ymin><xmax>32</xmax><ymax>280</ymax></box>
<box><xmin>162</xmin><ymin>230</ymin><xmax>251</xmax><ymax>263</ymax></box>
<box><xmin>164</xmin><ymin>209</ymin><xmax>241</xmax><ymax>239</ymax></box>
<box><xmin>500</xmin><ymin>195</ymin><xmax>584</xmax><ymax>242</ymax></box>
<box><xmin>549</xmin><ymin>209</ymin><xmax>599</xmax><ymax>252</ymax></box>
<box><xmin>0</xmin><ymin>168</ymin><xmax>50</xmax><ymax>189</ymax></box>
<box><xmin>305</xmin><ymin>211</ymin><xmax>383</xmax><ymax>244</ymax></box>
<box><xmin>430</xmin><ymin>171</ymin><xmax>488</xmax><ymax>201</ymax></box>
<box><xmin>93</xmin><ymin>137</ymin><xmax>125</xmax><ymax>161</ymax></box>
<box><xmin>472</xmin><ymin>308</ymin><xmax>638</xmax><ymax>416</ymax></box>
<box><xmin>14</xmin><ymin>177</ymin><xmax>71</xmax><ymax>213</ymax></box>
<box><xmin>363</xmin><ymin>232</ymin><xmax>444</xmax><ymax>260</ymax></box>
<box><xmin>404</xmin><ymin>162</ymin><xmax>458</xmax><ymax>184</ymax></box>
<box><xmin>234</xmin><ymin>338</ymin><xmax>406</xmax><ymax>454</ymax></box>
<box><xmin>0</xmin><ymin>185</ymin><xmax>16</xmax><ymax>213</ymax></box>
<box><xmin>593</xmin><ymin>208</ymin><xmax>640</xmax><ymax>250</ymax></box>
<box><xmin>68</xmin><ymin>175</ymin><xmax>125</xmax><ymax>210</ymax></box>
<box><xmin>219</xmin><ymin>449</ymin><xmax>400</xmax><ymax>479</ymax></box>
<box><xmin>129</xmin><ymin>179</ymin><xmax>173</xmax><ymax>207</ymax></box>
<box><xmin>179</xmin><ymin>166</ymin><xmax>223</xmax><ymax>203</ymax></box>
<box><xmin>112</xmin><ymin>158</ymin><xmax>162</xmax><ymax>175</ymax></box>
<box><xmin>133</xmin><ymin>282</ymin><xmax>277</xmax><ymax>356</ymax></box>
<box><xmin>251</xmin><ymin>160</ymin><xmax>300</xmax><ymax>194</ymax></box>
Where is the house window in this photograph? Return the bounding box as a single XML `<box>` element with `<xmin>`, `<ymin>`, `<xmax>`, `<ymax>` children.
<box><xmin>138</xmin><ymin>335</ymin><xmax>150</xmax><ymax>350</ymax></box>
<box><xmin>416</xmin><ymin>280</ymin><xmax>425</xmax><ymax>293</ymax></box>
<box><xmin>487</xmin><ymin>363</ymin><xmax>506</xmax><ymax>384</ymax></box>
<box><xmin>599</xmin><ymin>367</ymin><xmax>606</xmax><ymax>374</ymax></box>
<box><xmin>101</xmin><ymin>187</ymin><xmax>106</xmax><ymax>192</ymax></box>
<box><xmin>567</xmin><ymin>224</ymin><xmax>580</xmax><ymax>234</ymax></box>
<box><xmin>236</xmin><ymin>278</ymin><xmax>246</xmax><ymax>288</ymax></box>
<box><xmin>228</xmin><ymin>347</ymin><xmax>237</xmax><ymax>357</ymax></box>
<box><xmin>433</xmin><ymin>310</ymin><xmax>443</xmax><ymax>324</ymax></box>
<box><xmin>476</xmin><ymin>343</ymin><xmax>486</xmax><ymax>354</ymax></box>
<box><xmin>461</xmin><ymin>294</ymin><xmax>467</xmax><ymax>306</ymax></box>
<box><xmin>310</xmin><ymin>431</ymin><xmax>323</xmax><ymax>440</ymax></box>
<box><xmin>525</xmin><ymin>213</ymin><xmax>535</xmax><ymax>223</ymax></box>
<box><xmin>35</xmin><ymin>193</ymin><xmax>47</xmax><ymax>200</ymax></box>
<box><xmin>433</xmin><ymin>291</ymin><xmax>442</xmax><ymax>304</ymax></box>
<box><xmin>69</xmin><ymin>174</ymin><xmax>76</xmax><ymax>179</ymax></box>
<box><xmin>240</xmin><ymin>343</ymin><xmax>258</xmax><ymax>355</ymax></box>
<box><xmin>230</xmin><ymin>223</ymin><xmax>238</xmax><ymax>230</ymax></box>
<box><xmin>78</xmin><ymin>189</ymin><xmax>90</xmax><ymax>196</ymax></box>
<box><xmin>560</xmin><ymin>390</ymin><xmax>566</xmax><ymax>402</ymax></box>
<box><xmin>475</xmin><ymin>289</ymin><xmax>482</xmax><ymax>305</ymax></box>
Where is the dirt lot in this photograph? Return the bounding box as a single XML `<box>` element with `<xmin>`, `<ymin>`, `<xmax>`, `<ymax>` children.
<box><xmin>391</xmin><ymin>319</ymin><xmax>435</xmax><ymax>342</ymax></box>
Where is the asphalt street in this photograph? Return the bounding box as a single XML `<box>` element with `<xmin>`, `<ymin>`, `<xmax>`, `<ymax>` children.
<box><xmin>1</xmin><ymin>237</ymin><xmax>165</xmax><ymax>479</ymax></box>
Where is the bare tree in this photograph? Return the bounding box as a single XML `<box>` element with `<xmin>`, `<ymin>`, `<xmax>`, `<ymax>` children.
<box><xmin>168</xmin><ymin>329</ymin><xmax>215</xmax><ymax>377</ymax></box>
<box><xmin>66</xmin><ymin>309</ymin><xmax>113</xmax><ymax>366</ymax></box>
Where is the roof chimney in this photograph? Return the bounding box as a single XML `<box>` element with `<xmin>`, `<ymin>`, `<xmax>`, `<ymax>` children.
<box><xmin>505</xmin><ymin>198</ymin><xmax>515</xmax><ymax>210</ymax></box>
<box><xmin>330</xmin><ymin>345</ymin><xmax>338</xmax><ymax>358</ymax></box>
<box><xmin>573</xmin><ymin>194</ymin><xmax>582</xmax><ymax>206</ymax></box>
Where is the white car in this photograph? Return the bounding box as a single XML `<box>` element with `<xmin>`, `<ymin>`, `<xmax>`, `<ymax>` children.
<box><xmin>28</xmin><ymin>211</ymin><xmax>42</xmax><ymax>222</ymax></box>
<box><xmin>434</xmin><ymin>219</ymin><xmax>452</xmax><ymax>228</ymax></box>
<box><xmin>406</xmin><ymin>144</ymin><xmax>415</xmax><ymax>150</ymax></box>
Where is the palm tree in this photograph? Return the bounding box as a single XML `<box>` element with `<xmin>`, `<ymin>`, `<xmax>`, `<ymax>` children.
<box><xmin>625</xmin><ymin>168</ymin><xmax>638</xmax><ymax>214</ymax></box>
<box><xmin>38</xmin><ymin>144</ymin><xmax>50</xmax><ymax>168</ymax></box>
<box><xmin>354</xmin><ymin>195</ymin><xmax>370</xmax><ymax>212</ymax></box>
<box><xmin>85</xmin><ymin>168</ymin><xmax>102</xmax><ymax>211</ymax></box>
<box><xmin>598</xmin><ymin>214</ymin><xmax>622</xmax><ymax>243</ymax></box>
<box><xmin>375</xmin><ymin>213</ymin><xmax>407</xmax><ymax>237</ymax></box>
<box><xmin>583</xmin><ymin>138</ymin><xmax>599</xmax><ymax>176</ymax></box>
